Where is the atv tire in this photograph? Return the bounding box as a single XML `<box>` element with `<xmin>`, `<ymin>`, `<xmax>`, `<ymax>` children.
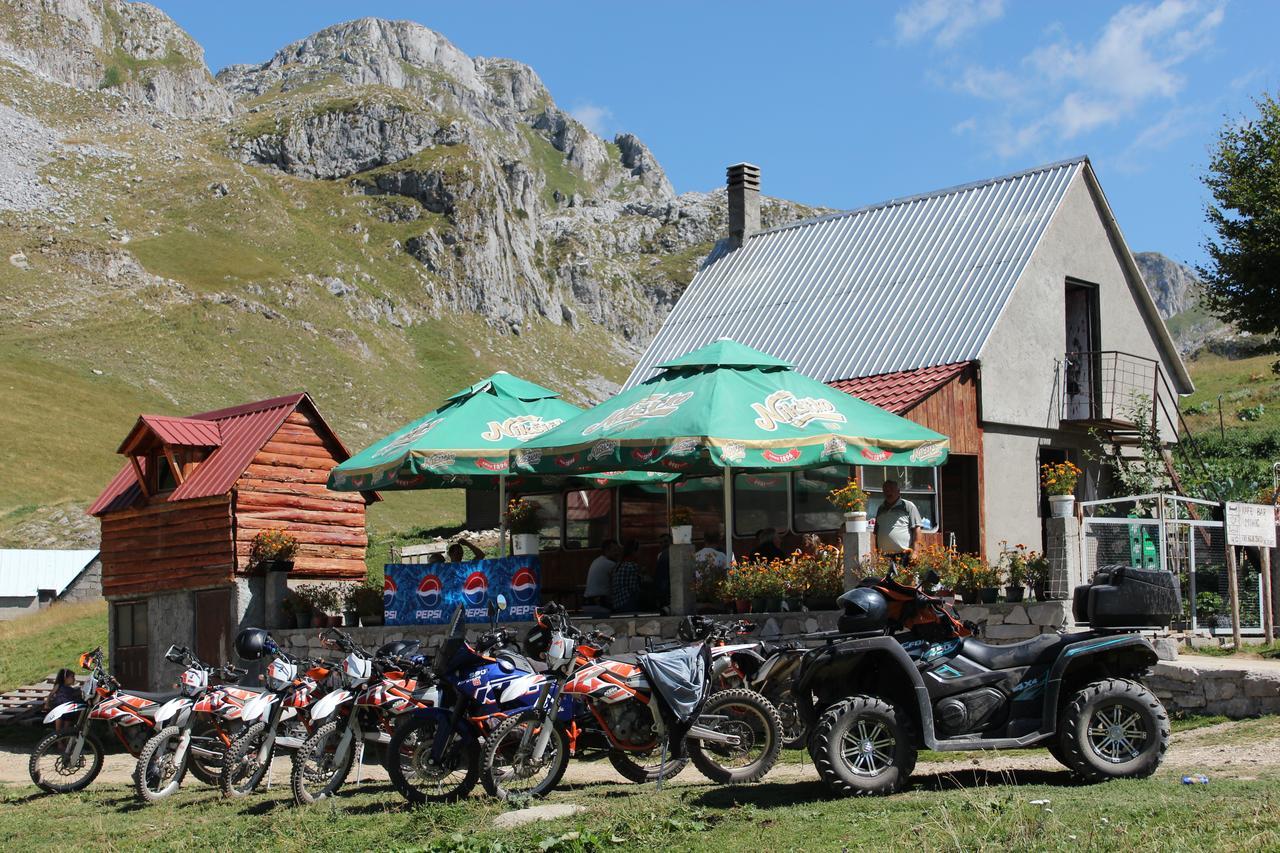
<box><xmin>1058</xmin><ymin>678</ymin><xmax>1168</xmax><ymax>783</ymax></box>
<box><xmin>811</xmin><ymin>695</ymin><xmax>916</xmax><ymax>796</ymax></box>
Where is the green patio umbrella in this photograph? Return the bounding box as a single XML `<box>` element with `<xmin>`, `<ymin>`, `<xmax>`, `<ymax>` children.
<box><xmin>512</xmin><ymin>339</ymin><xmax>949</xmax><ymax>561</ymax></box>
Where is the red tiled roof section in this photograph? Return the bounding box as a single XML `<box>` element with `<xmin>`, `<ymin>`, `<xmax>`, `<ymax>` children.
<box><xmin>829</xmin><ymin>362</ymin><xmax>970</xmax><ymax>414</ymax></box>
<box><xmin>90</xmin><ymin>393</ymin><xmax>313</xmax><ymax>516</ymax></box>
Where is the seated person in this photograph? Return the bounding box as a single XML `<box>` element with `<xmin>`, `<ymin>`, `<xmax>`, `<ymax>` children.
<box><xmin>448</xmin><ymin>538</ymin><xmax>485</xmax><ymax>563</ymax></box>
<box><xmin>751</xmin><ymin>527</ymin><xmax>785</xmax><ymax>561</ymax></box>
<box><xmin>427</xmin><ymin>551</ymin><xmax>446</xmax><ymax>564</ymax></box>
<box><xmin>583</xmin><ymin>539</ymin><xmax>620</xmax><ymax>608</ymax></box>
<box><xmin>611</xmin><ymin>540</ymin><xmax>644</xmax><ymax>613</ymax></box>
<box><xmin>694</xmin><ymin>530</ymin><xmax>729</xmax><ymax>570</ymax></box>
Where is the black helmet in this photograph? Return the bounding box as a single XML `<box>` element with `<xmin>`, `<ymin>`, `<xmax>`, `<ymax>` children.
<box><xmin>837</xmin><ymin>587</ymin><xmax>888</xmax><ymax>634</ymax></box>
<box><xmin>523</xmin><ymin>624</ymin><xmax>551</xmax><ymax>661</ymax></box>
<box><xmin>377</xmin><ymin>639</ymin><xmax>421</xmax><ymax>659</ymax></box>
<box><xmin>677</xmin><ymin>615</ymin><xmax>714</xmax><ymax>642</ymax></box>
<box><xmin>234</xmin><ymin>628</ymin><xmax>271</xmax><ymax>661</ymax></box>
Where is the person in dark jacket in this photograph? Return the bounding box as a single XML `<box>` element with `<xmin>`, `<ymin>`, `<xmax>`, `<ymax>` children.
<box><xmin>44</xmin><ymin>668</ymin><xmax>80</xmax><ymax>730</ymax></box>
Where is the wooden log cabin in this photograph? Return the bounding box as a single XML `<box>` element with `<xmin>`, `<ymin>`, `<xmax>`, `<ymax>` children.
<box><xmin>89</xmin><ymin>393</ymin><xmax>375</xmax><ymax>689</ymax></box>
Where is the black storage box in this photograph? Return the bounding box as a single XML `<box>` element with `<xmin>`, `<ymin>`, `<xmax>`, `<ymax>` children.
<box><xmin>1072</xmin><ymin>564</ymin><xmax>1180</xmax><ymax>628</ymax></box>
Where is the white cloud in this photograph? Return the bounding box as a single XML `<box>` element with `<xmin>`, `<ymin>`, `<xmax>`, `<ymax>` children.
<box><xmin>570</xmin><ymin>103</ymin><xmax>613</xmax><ymax>137</ymax></box>
<box><xmin>896</xmin><ymin>0</ymin><xmax>1005</xmax><ymax>47</ymax></box>
<box><xmin>943</xmin><ymin>0</ymin><xmax>1225</xmax><ymax>155</ymax></box>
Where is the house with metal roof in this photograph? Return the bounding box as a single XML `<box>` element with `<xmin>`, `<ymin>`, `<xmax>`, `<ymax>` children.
<box><xmin>90</xmin><ymin>392</ymin><xmax>376</xmax><ymax>688</ymax></box>
<box><xmin>629</xmin><ymin>158</ymin><xmax>1193</xmax><ymax>561</ymax></box>
<box><xmin>0</xmin><ymin>549</ymin><xmax>100</xmax><ymax>620</ymax></box>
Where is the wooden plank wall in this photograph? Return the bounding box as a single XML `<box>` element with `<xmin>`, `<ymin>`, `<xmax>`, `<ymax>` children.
<box><xmin>233</xmin><ymin>408</ymin><xmax>369</xmax><ymax>581</ymax></box>
<box><xmin>100</xmin><ymin>495</ymin><xmax>234</xmax><ymax>596</ymax></box>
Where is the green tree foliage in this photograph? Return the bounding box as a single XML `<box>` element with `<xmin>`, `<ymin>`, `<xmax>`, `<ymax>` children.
<box><xmin>1198</xmin><ymin>92</ymin><xmax>1280</xmax><ymax>365</ymax></box>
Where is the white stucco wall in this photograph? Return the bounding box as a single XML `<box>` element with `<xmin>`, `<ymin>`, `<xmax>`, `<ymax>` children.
<box><xmin>979</xmin><ymin>170</ymin><xmax>1186</xmax><ymax>437</ymax></box>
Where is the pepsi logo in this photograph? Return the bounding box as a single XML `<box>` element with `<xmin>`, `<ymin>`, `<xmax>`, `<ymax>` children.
<box><xmin>383</xmin><ymin>576</ymin><xmax>397</xmax><ymax>608</ymax></box>
<box><xmin>510</xmin><ymin>568</ymin><xmax>537</xmax><ymax>604</ymax></box>
<box><xmin>416</xmin><ymin>574</ymin><xmax>442</xmax><ymax>608</ymax></box>
<box><xmin>462</xmin><ymin>571</ymin><xmax>489</xmax><ymax>607</ymax></box>
<box><xmin>860</xmin><ymin>447</ymin><xmax>892</xmax><ymax>463</ymax></box>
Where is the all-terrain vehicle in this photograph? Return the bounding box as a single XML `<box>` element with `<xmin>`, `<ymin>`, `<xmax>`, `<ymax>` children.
<box><xmin>796</xmin><ymin>565</ymin><xmax>1178</xmax><ymax>795</ymax></box>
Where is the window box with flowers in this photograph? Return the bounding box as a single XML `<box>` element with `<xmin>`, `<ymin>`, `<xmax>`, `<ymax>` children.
<box><xmin>505</xmin><ymin>498</ymin><xmax>542</xmax><ymax>555</ymax></box>
<box><xmin>250</xmin><ymin>528</ymin><xmax>298</xmax><ymax>573</ymax></box>
<box><xmin>1041</xmin><ymin>460</ymin><xmax>1082</xmax><ymax>517</ymax></box>
<box><xmin>827</xmin><ymin>479</ymin><xmax>869</xmax><ymax>532</ymax></box>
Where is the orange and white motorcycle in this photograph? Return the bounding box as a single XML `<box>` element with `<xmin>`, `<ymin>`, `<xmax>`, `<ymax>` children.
<box><xmin>29</xmin><ymin>647</ymin><xmax>174</xmax><ymax>794</ymax></box>
<box><xmin>133</xmin><ymin>645</ymin><xmax>247</xmax><ymax>803</ymax></box>
<box><xmin>482</xmin><ymin>603</ymin><xmax>783</xmax><ymax>799</ymax></box>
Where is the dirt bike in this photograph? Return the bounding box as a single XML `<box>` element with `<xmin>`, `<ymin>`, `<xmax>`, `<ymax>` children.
<box><xmin>796</xmin><ymin>567</ymin><xmax>1174</xmax><ymax>796</ymax></box>
<box><xmin>29</xmin><ymin>647</ymin><xmax>174</xmax><ymax>794</ymax></box>
<box><xmin>483</xmin><ymin>602</ymin><xmax>784</xmax><ymax>800</ymax></box>
<box><xmin>133</xmin><ymin>645</ymin><xmax>246</xmax><ymax>803</ymax></box>
<box><xmin>289</xmin><ymin>631</ymin><xmax>434</xmax><ymax>803</ymax></box>
<box><xmin>219</xmin><ymin>630</ymin><xmax>330</xmax><ymax>797</ymax></box>
<box><xmin>684</xmin><ymin>616</ymin><xmax>810</xmax><ymax>750</ymax></box>
<box><xmin>386</xmin><ymin>597</ymin><xmax>557</xmax><ymax>804</ymax></box>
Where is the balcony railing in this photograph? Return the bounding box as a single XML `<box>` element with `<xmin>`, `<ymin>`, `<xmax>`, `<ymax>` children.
<box><xmin>1061</xmin><ymin>350</ymin><xmax>1161</xmax><ymax>426</ymax></box>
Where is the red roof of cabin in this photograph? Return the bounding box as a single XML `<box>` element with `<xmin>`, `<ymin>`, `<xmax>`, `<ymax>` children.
<box><xmin>828</xmin><ymin>362</ymin><xmax>970</xmax><ymax>414</ymax></box>
<box><xmin>90</xmin><ymin>392</ymin><xmax>367</xmax><ymax>516</ymax></box>
<box><xmin>117</xmin><ymin>415</ymin><xmax>222</xmax><ymax>453</ymax></box>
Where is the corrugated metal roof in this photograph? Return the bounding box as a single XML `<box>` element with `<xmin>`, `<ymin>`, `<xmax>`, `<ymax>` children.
<box><xmin>89</xmin><ymin>393</ymin><xmax>365</xmax><ymax>516</ymax></box>
<box><xmin>829</xmin><ymin>362</ymin><xmax>970</xmax><ymax>414</ymax></box>
<box><xmin>116</xmin><ymin>415</ymin><xmax>222</xmax><ymax>453</ymax></box>
<box><xmin>626</xmin><ymin>157</ymin><xmax>1085</xmax><ymax>387</ymax></box>
<box><xmin>0</xmin><ymin>549</ymin><xmax>98</xmax><ymax>598</ymax></box>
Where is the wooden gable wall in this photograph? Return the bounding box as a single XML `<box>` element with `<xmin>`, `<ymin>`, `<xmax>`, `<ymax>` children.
<box><xmin>100</xmin><ymin>494</ymin><xmax>235</xmax><ymax>597</ymax></box>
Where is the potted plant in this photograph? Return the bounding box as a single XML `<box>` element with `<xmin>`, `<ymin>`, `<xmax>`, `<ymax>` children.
<box><xmin>722</xmin><ymin>564</ymin><xmax>752</xmax><ymax>614</ymax></box>
<box><xmin>341</xmin><ymin>583</ymin><xmax>361</xmax><ymax>628</ymax></box>
<box><xmin>977</xmin><ymin>560</ymin><xmax>1002</xmax><ymax>604</ymax></box>
<box><xmin>1001</xmin><ymin>542</ymin><xmax>1029</xmax><ymax>603</ymax></box>
<box><xmin>354</xmin><ymin>580</ymin><xmax>385</xmax><ymax>627</ymax></box>
<box><xmin>669</xmin><ymin>506</ymin><xmax>694</xmax><ymax>544</ymax></box>
<box><xmin>828</xmin><ymin>479</ymin><xmax>869</xmax><ymax>532</ymax></box>
<box><xmin>505</xmin><ymin>498</ymin><xmax>541</xmax><ymax>555</ymax></box>
<box><xmin>1026</xmin><ymin>551</ymin><xmax>1051</xmax><ymax>600</ymax></box>
<box><xmin>250</xmin><ymin>528</ymin><xmax>299</xmax><ymax>573</ymax></box>
<box><xmin>292</xmin><ymin>584</ymin><xmax>324</xmax><ymax>628</ymax></box>
<box><xmin>1041</xmin><ymin>461</ymin><xmax>1082</xmax><ymax>518</ymax></box>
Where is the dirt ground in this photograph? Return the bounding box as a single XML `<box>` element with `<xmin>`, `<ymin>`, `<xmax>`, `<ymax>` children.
<box><xmin>2</xmin><ymin>718</ymin><xmax>1276</xmax><ymax>789</ymax></box>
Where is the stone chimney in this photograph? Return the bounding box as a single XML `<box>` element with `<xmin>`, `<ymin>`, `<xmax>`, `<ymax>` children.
<box><xmin>727</xmin><ymin>162</ymin><xmax>760</xmax><ymax>248</ymax></box>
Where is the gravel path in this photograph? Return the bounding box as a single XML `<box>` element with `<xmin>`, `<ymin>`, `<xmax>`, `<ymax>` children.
<box><xmin>2</xmin><ymin>718</ymin><xmax>1276</xmax><ymax>789</ymax></box>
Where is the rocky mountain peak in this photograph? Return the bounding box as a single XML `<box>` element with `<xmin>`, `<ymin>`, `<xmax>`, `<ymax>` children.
<box><xmin>1134</xmin><ymin>251</ymin><xmax>1202</xmax><ymax>319</ymax></box>
<box><xmin>0</xmin><ymin>0</ymin><xmax>231</xmax><ymax>116</ymax></box>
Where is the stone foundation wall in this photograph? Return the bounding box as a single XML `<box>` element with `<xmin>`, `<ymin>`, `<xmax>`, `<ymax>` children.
<box><xmin>1144</xmin><ymin>660</ymin><xmax>1280</xmax><ymax>718</ymax></box>
<box><xmin>953</xmin><ymin>601</ymin><xmax>1076</xmax><ymax>642</ymax></box>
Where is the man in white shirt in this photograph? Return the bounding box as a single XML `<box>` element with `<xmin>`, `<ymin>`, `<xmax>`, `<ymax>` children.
<box><xmin>875</xmin><ymin>480</ymin><xmax>922</xmax><ymax>566</ymax></box>
<box><xmin>583</xmin><ymin>539</ymin><xmax>621</xmax><ymax>607</ymax></box>
<box><xmin>694</xmin><ymin>530</ymin><xmax>729</xmax><ymax>571</ymax></box>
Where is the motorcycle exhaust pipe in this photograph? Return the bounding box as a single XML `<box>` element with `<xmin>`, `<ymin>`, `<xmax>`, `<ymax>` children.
<box><xmin>687</xmin><ymin>723</ymin><xmax>742</xmax><ymax>747</ymax></box>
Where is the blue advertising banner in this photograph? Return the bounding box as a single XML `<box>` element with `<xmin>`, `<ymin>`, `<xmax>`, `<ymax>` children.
<box><xmin>383</xmin><ymin>556</ymin><xmax>541</xmax><ymax>625</ymax></box>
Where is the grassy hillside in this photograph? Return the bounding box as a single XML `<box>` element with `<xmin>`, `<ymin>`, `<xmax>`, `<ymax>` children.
<box><xmin>1179</xmin><ymin>351</ymin><xmax>1280</xmax><ymax>500</ymax></box>
<box><xmin>0</xmin><ymin>600</ymin><xmax>107</xmax><ymax>693</ymax></box>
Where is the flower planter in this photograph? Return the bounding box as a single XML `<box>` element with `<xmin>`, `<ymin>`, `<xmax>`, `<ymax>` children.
<box><xmin>843</xmin><ymin>512</ymin><xmax>868</xmax><ymax>533</ymax></box>
<box><xmin>670</xmin><ymin>525</ymin><xmax>693</xmax><ymax>545</ymax></box>
<box><xmin>328</xmin><ymin>614</ymin><xmax>344</xmax><ymax>628</ymax></box>
<box><xmin>1048</xmin><ymin>494</ymin><xmax>1075</xmax><ymax>518</ymax></box>
<box><xmin>310</xmin><ymin>612</ymin><xmax>327</xmax><ymax>628</ymax></box>
<box><xmin>735</xmin><ymin>598</ymin><xmax>751</xmax><ymax>614</ymax></box>
<box><xmin>977</xmin><ymin>587</ymin><xmax>1000</xmax><ymax>604</ymax></box>
<box><xmin>1031</xmin><ymin>581</ymin><xmax>1048</xmax><ymax>601</ymax></box>
<box><xmin>1004</xmin><ymin>586</ymin><xmax>1025</xmax><ymax>603</ymax></box>
<box><xmin>342</xmin><ymin>609</ymin><xmax>360</xmax><ymax>628</ymax></box>
<box><xmin>512</xmin><ymin>533</ymin><xmax>540</xmax><ymax>556</ymax></box>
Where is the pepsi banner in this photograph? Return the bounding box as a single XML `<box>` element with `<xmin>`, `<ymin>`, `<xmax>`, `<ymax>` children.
<box><xmin>383</xmin><ymin>556</ymin><xmax>541</xmax><ymax>626</ymax></box>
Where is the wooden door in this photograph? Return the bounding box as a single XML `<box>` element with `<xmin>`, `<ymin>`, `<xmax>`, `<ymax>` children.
<box><xmin>939</xmin><ymin>455</ymin><xmax>980</xmax><ymax>555</ymax></box>
<box><xmin>113</xmin><ymin>600</ymin><xmax>148</xmax><ymax>689</ymax></box>
<box><xmin>195</xmin><ymin>588</ymin><xmax>232</xmax><ymax>667</ymax></box>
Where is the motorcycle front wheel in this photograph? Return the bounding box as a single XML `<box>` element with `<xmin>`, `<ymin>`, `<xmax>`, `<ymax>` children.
<box><xmin>219</xmin><ymin>721</ymin><xmax>274</xmax><ymax>797</ymax></box>
<box><xmin>386</xmin><ymin>715</ymin><xmax>479</xmax><ymax>804</ymax></box>
<box><xmin>135</xmin><ymin>725</ymin><xmax>188</xmax><ymax>803</ymax></box>
<box><xmin>291</xmin><ymin>720</ymin><xmax>355</xmax><ymax>805</ymax></box>
<box><xmin>686</xmin><ymin>688</ymin><xmax>783</xmax><ymax>784</ymax></box>
<box><xmin>29</xmin><ymin>729</ymin><xmax>104</xmax><ymax>793</ymax></box>
<box><xmin>483</xmin><ymin>712</ymin><xmax>569</xmax><ymax>800</ymax></box>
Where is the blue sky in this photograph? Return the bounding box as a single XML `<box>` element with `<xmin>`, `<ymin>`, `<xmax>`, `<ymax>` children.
<box><xmin>155</xmin><ymin>0</ymin><xmax>1276</xmax><ymax>269</ymax></box>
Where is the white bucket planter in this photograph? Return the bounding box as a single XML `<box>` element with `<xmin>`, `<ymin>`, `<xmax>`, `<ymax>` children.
<box><xmin>512</xmin><ymin>533</ymin><xmax>540</xmax><ymax>555</ymax></box>
<box><xmin>671</xmin><ymin>525</ymin><xmax>693</xmax><ymax>545</ymax></box>
<box><xmin>1048</xmin><ymin>494</ymin><xmax>1075</xmax><ymax>518</ymax></box>
<box><xmin>844</xmin><ymin>511</ymin><xmax>868</xmax><ymax>533</ymax></box>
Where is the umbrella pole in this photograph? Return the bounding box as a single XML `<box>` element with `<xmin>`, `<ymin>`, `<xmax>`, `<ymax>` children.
<box><xmin>497</xmin><ymin>473</ymin><xmax>508</xmax><ymax>558</ymax></box>
<box><xmin>723</xmin><ymin>466</ymin><xmax>734</xmax><ymax>565</ymax></box>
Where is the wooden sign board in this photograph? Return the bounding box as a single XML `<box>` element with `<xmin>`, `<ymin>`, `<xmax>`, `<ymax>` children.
<box><xmin>1225</xmin><ymin>501</ymin><xmax>1278</xmax><ymax>548</ymax></box>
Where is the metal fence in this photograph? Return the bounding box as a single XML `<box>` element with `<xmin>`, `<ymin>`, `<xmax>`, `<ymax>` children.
<box><xmin>1080</xmin><ymin>493</ymin><xmax>1264</xmax><ymax>635</ymax></box>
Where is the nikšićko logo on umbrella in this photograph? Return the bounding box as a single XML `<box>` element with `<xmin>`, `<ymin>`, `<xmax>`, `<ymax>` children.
<box><xmin>582</xmin><ymin>392</ymin><xmax>694</xmax><ymax>435</ymax></box>
<box><xmin>373</xmin><ymin>417</ymin><xmax>443</xmax><ymax>458</ymax></box>
<box><xmin>481</xmin><ymin>415</ymin><xmax>564</xmax><ymax>442</ymax></box>
<box><xmin>752</xmin><ymin>391</ymin><xmax>847</xmax><ymax>431</ymax></box>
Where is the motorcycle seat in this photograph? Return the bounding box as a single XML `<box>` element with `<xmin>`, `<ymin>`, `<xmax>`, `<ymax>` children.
<box><xmin>959</xmin><ymin>634</ymin><xmax>1068</xmax><ymax>670</ymax></box>
<box><xmin>126</xmin><ymin>690</ymin><xmax>181</xmax><ymax>704</ymax></box>
<box><xmin>496</xmin><ymin>651</ymin><xmax>546</xmax><ymax>674</ymax></box>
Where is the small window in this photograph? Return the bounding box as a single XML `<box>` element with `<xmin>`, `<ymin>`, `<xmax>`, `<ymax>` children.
<box><xmin>862</xmin><ymin>465</ymin><xmax>939</xmax><ymax>532</ymax></box>
<box><xmin>564</xmin><ymin>489</ymin><xmax>613</xmax><ymax>550</ymax></box>
<box><xmin>794</xmin><ymin>465</ymin><xmax>851</xmax><ymax>532</ymax></box>
<box><xmin>153</xmin><ymin>454</ymin><xmax>177</xmax><ymax>493</ymax></box>
<box><xmin>673</xmin><ymin>475</ymin><xmax>726</xmax><ymax>543</ymax></box>
<box><xmin>619</xmin><ymin>484</ymin><xmax>667</xmax><ymax>544</ymax></box>
<box><xmin>521</xmin><ymin>493</ymin><xmax>563</xmax><ymax>550</ymax></box>
<box><xmin>115</xmin><ymin>601</ymin><xmax>148</xmax><ymax>649</ymax></box>
<box><xmin>734</xmin><ymin>472</ymin><xmax>789</xmax><ymax>537</ymax></box>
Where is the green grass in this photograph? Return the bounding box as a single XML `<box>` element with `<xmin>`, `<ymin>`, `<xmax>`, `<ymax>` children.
<box><xmin>1183</xmin><ymin>352</ymin><xmax>1280</xmax><ymax>434</ymax></box>
<box><xmin>1185</xmin><ymin>641</ymin><xmax>1280</xmax><ymax>659</ymax></box>
<box><xmin>0</xmin><ymin>600</ymin><xmax>107</xmax><ymax>693</ymax></box>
